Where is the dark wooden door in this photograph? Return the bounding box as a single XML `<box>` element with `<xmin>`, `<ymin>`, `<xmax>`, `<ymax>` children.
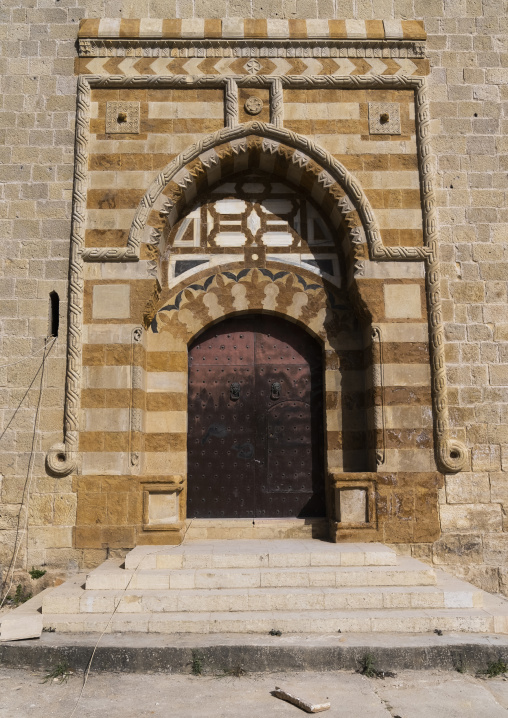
<box><xmin>187</xmin><ymin>315</ymin><xmax>325</xmax><ymax>518</ymax></box>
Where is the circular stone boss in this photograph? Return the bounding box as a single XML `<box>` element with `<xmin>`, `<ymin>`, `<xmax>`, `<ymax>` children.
<box><xmin>244</xmin><ymin>97</ymin><xmax>263</xmax><ymax>115</ymax></box>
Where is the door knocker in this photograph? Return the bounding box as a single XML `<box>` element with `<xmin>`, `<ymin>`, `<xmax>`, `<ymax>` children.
<box><xmin>270</xmin><ymin>382</ymin><xmax>281</xmax><ymax>400</ymax></box>
<box><xmin>230</xmin><ymin>382</ymin><xmax>241</xmax><ymax>401</ymax></box>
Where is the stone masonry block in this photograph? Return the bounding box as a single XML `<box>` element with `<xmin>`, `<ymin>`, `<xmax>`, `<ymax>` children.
<box><xmin>490</xmin><ymin>365</ymin><xmax>508</xmax><ymax>386</ymax></box>
<box><xmin>490</xmin><ymin>472</ymin><xmax>508</xmax><ymax>502</ymax></box>
<box><xmin>483</xmin><ymin>533</ymin><xmax>508</xmax><ymax>565</ymax></box>
<box><xmin>472</xmin><ymin>444</ymin><xmax>501</xmax><ymax>471</ymax></box>
<box><xmin>440</xmin><ymin>504</ymin><xmax>503</xmax><ymax>533</ymax></box>
<box><xmin>445</xmin><ymin>473</ymin><xmax>491</xmax><ymax>504</ymax></box>
<box><xmin>92</xmin><ymin>284</ymin><xmax>131</xmax><ymax>319</ymax></box>
<box><xmin>433</xmin><ymin>533</ymin><xmax>483</xmax><ymax>565</ymax></box>
<box><xmin>383</xmin><ymin>284</ymin><xmax>422</xmax><ymax>319</ymax></box>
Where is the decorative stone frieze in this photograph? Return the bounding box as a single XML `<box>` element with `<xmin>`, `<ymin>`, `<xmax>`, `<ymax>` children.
<box><xmin>105</xmin><ymin>101</ymin><xmax>140</xmax><ymax>134</ymax></box>
<box><xmin>368</xmin><ymin>102</ymin><xmax>401</xmax><ymax>135</ymax></box>
<box><xmin>76</xmin><ymin>17</ymin><xmax>429</xmax><ymax>77</ymax></box>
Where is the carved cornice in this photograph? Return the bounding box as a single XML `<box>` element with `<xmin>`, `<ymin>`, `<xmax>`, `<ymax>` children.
<box><xmin>75</xmin><ymin>48</ymin><xmax>428</xmax><ymax>77</ymax></box>
<box><xmin>78</xmin><ymin>18</ymin><xmax>427</xmax><ymax>41</ymax></box>
<box><xmin>78</xmin><ymin>40</ymin><xmax>426</xmax><ymax>57</ymax></box>
<box><xmin>77</xmin><ymin>18</ymin><xmax>427</xmax><ymax>74</ymax></box>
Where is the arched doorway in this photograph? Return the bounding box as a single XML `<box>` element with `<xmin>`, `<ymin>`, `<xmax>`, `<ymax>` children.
<box><xmin>187</xmin><ymin>314</ymin><xmax>326</xmax><ymax>519</ymax></box>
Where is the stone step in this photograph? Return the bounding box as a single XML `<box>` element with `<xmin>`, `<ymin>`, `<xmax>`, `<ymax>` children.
<box><xmin>41</xmin><ymin>606</ymin><xmax>505</xmax><ymax>635</ymax></box>
<box><xmin>44</xmin><ymin>578</ymin><xmax>483</xmax><ymax>615</ymax></box>
<box><xmin>85</xmin><ymin>557</ymin><xmax>436</xmax><ymax>592</ymax></box>
<box><xmin>124</xmin><ymin>540</ymin><xmax>397</xmax><ymax>571</ymax></box>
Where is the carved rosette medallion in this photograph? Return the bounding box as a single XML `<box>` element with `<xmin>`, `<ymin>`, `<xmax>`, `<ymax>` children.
<box><xmin>244</xmin><ymin>97</ymin><xmax>263</xmax><ymax>116</ymax></box>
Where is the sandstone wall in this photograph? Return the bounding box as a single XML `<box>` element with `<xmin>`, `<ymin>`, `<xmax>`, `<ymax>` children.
<box><xmin>0</xmin><ymin>0</ymin><xmax>507</xmax><ymax>594</ymax></box>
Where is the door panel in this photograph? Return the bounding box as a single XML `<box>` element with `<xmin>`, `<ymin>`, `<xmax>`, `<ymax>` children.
<box><xmin>187</xmin><ymin>315</ymin><xmax>325</xmax><ymax>518</ymax></box>
<box><xmin>187</xmin><ymin>364</ymin><xmax>256</xmax><ymax>518</ymax></box>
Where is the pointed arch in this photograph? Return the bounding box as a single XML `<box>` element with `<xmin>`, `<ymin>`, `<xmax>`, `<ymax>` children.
<box><xmin>82</xmin><ymin>122</ymin><xmax>429</xmax><ymax>268</ymax></box>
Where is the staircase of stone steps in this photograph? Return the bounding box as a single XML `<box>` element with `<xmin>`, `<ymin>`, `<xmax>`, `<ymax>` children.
<box><xmin>40</xmin><ymin>540</ymin><xmax>508</xmax><ymax>635</ymax></box>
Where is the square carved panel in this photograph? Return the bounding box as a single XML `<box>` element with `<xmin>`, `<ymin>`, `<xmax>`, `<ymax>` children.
<box><xmin>368</xmin><ymin>102</ymin><xmax>401</xmax><ymax>135</ymax></box>
<box><xmin>105</xmin><ymin>101</ymin><xmax>140</xmax><ymax>134</ymax></box>
<box><xmin>142</xmin><ymin>483</ymin><xmax>183</xmax><ymax>530</ymax></box>
<box><xmin>332</xmin><ymin>479</ymin><xmax>376</xmax><ymax>528</ymax></box>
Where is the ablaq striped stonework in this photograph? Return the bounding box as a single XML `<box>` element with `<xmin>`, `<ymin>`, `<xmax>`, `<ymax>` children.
<box><xmin>78</xmin><ymin>18</ymin><xmax>427</xmax><ymax>41</ymax></box>
<box><xmin>46</xmin><ymin>17</ymin><xmax>468</xmax><ymax>550</ymax></box>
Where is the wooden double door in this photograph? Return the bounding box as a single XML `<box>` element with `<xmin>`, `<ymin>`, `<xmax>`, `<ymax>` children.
<box><xmin>187</xmin><ymin>315</ymin><xmax>325</xmax><ymax>518</ymax></box>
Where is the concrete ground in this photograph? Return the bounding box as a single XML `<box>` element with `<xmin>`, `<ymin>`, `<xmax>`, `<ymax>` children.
<box><xmin>1</xmin><ymin>667</ymin><xmax>508</xmax><ymax>717</ymax></box>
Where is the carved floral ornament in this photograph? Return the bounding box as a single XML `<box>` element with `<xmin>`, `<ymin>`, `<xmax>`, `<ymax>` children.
<box><xmin>46</xmin><ymin>73</ymin><xmax>468</xmax><ymax>478</ymax></box>
<box><xmin>147</xmin><ymin>264</ymin><xmax>353</xmax><ymax>337</ymax></box>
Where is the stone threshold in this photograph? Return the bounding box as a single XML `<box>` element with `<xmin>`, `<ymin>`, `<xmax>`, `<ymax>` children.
<box><xmin>167</xmin><ymin>518</ymin><xmax>329</xmax><ymax>542</ymax></box>
<box><xmin>1</xmin><ymin>632</ymin><xmax>508</xmax><ymax>675</ymax></box>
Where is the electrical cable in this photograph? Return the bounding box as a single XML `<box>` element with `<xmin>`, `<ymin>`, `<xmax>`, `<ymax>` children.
<box><xmin>0</xmin><ymin>337</ymin><xmax>57</xmax><ymax>369</ymax></box>
<box><xmin>0</xmin><ymin>337</ymin><xmax>56</xmax><ymax>446</ymax></box>
<box><xmin>0</xmin><ymin>338</ymin><xmax>54</xmax><ymax>610</ymax></box>
<box><xmin>0</xmin><ymin>332</ymin><xmax>193</xmax><ymax>715</ymax></box>
<box><xmin>68</xmin><ymin>519</ymin><xmax>194</xmax><ymax>718</ymax></box>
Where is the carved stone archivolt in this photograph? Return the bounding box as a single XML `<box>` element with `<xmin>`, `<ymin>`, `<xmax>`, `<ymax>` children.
<box><xmin>48</xmin><ymin>71</ymin><xmax>467</xmax><ymax>477</ymax></box>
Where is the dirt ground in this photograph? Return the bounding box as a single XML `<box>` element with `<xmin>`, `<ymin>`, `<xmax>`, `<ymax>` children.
<box><xmin>0</xmin><ymin>667</ymin><xmax>508</xmax><ymax>717</ymax></box>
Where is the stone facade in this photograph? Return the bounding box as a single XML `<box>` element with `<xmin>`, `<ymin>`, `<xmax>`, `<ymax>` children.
<box><xmin>0</xmin><ymin>2</ymin><xmax>507</xmax><ymax>598</ymax></box>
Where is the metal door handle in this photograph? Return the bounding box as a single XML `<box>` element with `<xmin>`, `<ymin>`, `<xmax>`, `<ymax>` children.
<box><xmin>230</xmin><ymin>382</ymin><xmax>240</xmax><ymax>401</ymax></box>
<box><xmin>270</xmin><ymin>382</ymin><xmax>281</xmax><ymax>400</ymax></box>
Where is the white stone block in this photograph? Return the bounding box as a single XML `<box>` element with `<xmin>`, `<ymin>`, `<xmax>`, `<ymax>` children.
<box><xmin>345</xmin><ymin>19</ymin><xmax>367</xmax><ymax>38</ymax></box>
<box><xmin>92</xmin><ymin>284</ymin><xmax>130</xmax><ymax>319</ymax></box>
<box><xmin>131</xmin><ymin>572</ymin><xmax>170</xmax><ymax>590</ymax></box>
<box><xmin>145</xmin><ymin>411</ymin><xmax>187</xmax><ymax>433</ymax></box>
<box><xmin>83</xmin><ymin>408</ymin><xmax>130</xmax><ymax>432</ymax></box>
<box><xmin>146</xmin><ymin>372</ymin><xmax>186</xmax><ymax>392</ymax></box>
<box><xmin>156</xmin><ymin>554</ymin><xmax>184</xmax><ymax>570</ymax></box>
<box><xmin>98</xmin><ymin>18</ymin><xmax>121</xmax><ymax>36</ymax></box>
<box><xmin>169</xmin><ymin>570</ymin><xmax>195</xmax><ymax>589</ymax></box>
<box><xmin>378</xmin><ymin>364</ymin><xmax>431</xmax><ymax>387</ymax></box>
<box><xmin>444</xmin><ymin>591</ymin><xmax>474</xmax><ymax>608</ymax></box>
<box><xmin>84</xmin><ymin>365</ymin><xmax>131</xmax><ymax>389</ymax></box>
<box><xmin>0</xmin><ymin>612</ymin><xmax>42</xmax><ymax>641</ymax></box>
<box><xmin>81</xmin><ymin>452</ymin><xmax>129</xmax><ymax>476</ymax></box>
<box><xmin>364</xmin><ymin>262</ymin><xmax>425</xmax><ymax>280</ymax></box>
<box><xmin>376</xmin><ymin>322</ymin><xmax>428</xmax><ymax>342</ymax></box>
<box><xmin>147</xmin><ymin>491</ymin><xmax>179</xmax><ymax>526</ymax></box>
<box><xmin>139</xmin><ymin>19</ymin><xmax>163</xmax><ymax>38</ymax></box>
<box><xmin>384</xmin><ymin>283</ymin><xmax>422</xmax><ymax>319</ymax></box>
<box><xmin>266</xmin><ymin>19</ymin><xmax>289</xmax><ymax>37</ymax></box>
<box><xmin>148</xmin><ymin>102</ymin><xmax>223</xmax><ymax>119</ymax></box>
<box><xmin>339</xmin><ymin>489</ymin><xmax>368</xmax><ymax>523</ymax></box>
<box><xmin>83</xmin><ymin>324</ymin><xmax>138</xmax><ymax>345</ymax></box>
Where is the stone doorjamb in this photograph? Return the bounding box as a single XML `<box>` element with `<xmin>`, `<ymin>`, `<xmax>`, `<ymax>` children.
<box><xmin>144</xmin><ymin>260</ymin><xmax>364</xmax><ymax>534</ymax></box>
